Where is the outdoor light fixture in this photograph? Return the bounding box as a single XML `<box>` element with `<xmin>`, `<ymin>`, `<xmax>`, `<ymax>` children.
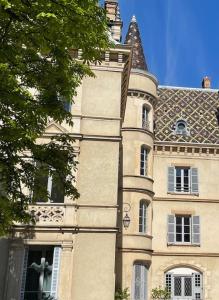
<box><xmin>123</xmin><ymin>213</ymin><xmax>131</xmax><ymax>229</ymax></box>
<box><xmin>122</xmin><ymin>203</ymin><xmax>131</xmax><ymax>229</ymax></box>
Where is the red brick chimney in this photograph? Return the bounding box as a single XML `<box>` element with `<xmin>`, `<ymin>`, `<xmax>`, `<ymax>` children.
<box><xmin>202</xmin><ymin>76</ymin><xmax>211</xmax><ymax>89</ymax></box>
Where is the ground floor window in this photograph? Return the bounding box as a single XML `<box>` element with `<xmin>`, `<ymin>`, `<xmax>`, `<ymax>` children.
<box><xmin>132</xmin><ymin>264</ymin><xmax>148</xmax><ymax>300</ymax></box>
<box><xmin>166</xmin><ymin>267</ymin><xmax>202</xmax><ymax>299</ymax></box>
<box><xmin>20</xmin><ymin>246</ymin><xmax>61</xmax><ymax>300</ymax></box>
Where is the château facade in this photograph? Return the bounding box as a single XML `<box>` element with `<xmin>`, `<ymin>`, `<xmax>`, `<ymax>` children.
<box><xmin>1</xmin><ymin>1</ymin><xmax>219</xmax><ymax>299</ymax></box>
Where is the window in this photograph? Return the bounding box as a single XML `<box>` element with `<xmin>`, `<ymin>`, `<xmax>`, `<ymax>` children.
<box><xmin>165</xmin><ymin>267</ymin><xmax>202</xmax><ymax>300</ymax></box>
<box><xmin>33</xmin><ymin>164</ymin><xmax>65</xmax><ymax>203</ymax></box>
<box><xmin>167</xmin><ymin>215</ymin><xmax>200</xmax><ymax>245</ymax></box>
<box><xmin>63</xmin><ymin>100</ymin><xmax>72</xmax><ymax>112</ymax></box>
<box><xmin>142</xmin><ymin>106</ymin><xmax>149</xmax><ymax>130</ymax></box>
<box><xmin>132</xmin><ymin>264</ymin><xmax>148</xmax><ymax>300</ymax></box>
<box><xmin>168</xmin><ymin>167</ymin><xmax>199</xmax><ymax>194</ymax></box>
<box><xmin>140</xmin><ymin>146</ymin><xmax>148</xmax><ymax>176</ymax></box>
<box><xmin>20</xmin><ymin>247</ymin><xmax>61</xmax><ymax>300</ymax></box>
<box><xmin>139</xmin><ymin>201</ymin><xmax>147</xmax><ymax>233</ymax></box>
<box><xmin>175</xmin><ymin>119</ymin><xmax>189</xmax><ymax>135</ymax></box>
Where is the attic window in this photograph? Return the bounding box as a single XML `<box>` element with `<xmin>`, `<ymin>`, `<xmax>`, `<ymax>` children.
<box><xmin>175</xmin><ymin>120</ymin><xmax>189</xmax><ymax>135</ymax></box>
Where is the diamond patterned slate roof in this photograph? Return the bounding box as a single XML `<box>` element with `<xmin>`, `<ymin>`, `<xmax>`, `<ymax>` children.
<box><xmin>155</xmin><ymin>87</ymin><xmax>219</xmax><ymax>144</ymax></box>
<box><xmin>125</xmin><ymin>16</ymin><xmax>148</xmax><ymax>71</ymax></box>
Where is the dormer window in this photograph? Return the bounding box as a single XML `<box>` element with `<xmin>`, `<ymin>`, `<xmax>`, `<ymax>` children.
<box><xmin>175</xmin><ymin>120</ymin><xmax>189</xmax><ymax>135</ymax></box>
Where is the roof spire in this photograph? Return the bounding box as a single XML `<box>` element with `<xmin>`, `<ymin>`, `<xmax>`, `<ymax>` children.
<box><xmin>125</xmin><ymin>15</ymin><xmax>148</xmax><ymax>71</ymax></box>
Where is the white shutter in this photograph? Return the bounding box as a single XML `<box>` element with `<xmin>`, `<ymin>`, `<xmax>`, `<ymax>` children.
<box><xmin>167</xmin><ymin>215</ymin><xmax>175</xmax><ymax>244</ymax></box>
<box><xmin>192</xmin><ymin>273</ymin><xmax>202</xmax><ymax>299</ymax></box>
<box><xmin>50</xmin><ymin>247</ymin><xmax>61</xmax><ymax>299</ymax></box>
<box><xmin>168</xmin><ymin>167</ymin><xmax>175</xmax><ymax>192</ymax></box>
<box><xmin>192</xmin><ymin>216</ymin><xmax>200</xmax><ymax>245</ymax></box>
<box><xmin>20</xmin><ymin>247</ymin><xmax>29</xmax><ymax>300</ymax></box>
<box><xmin>191</xmin><ymin>168</ymin><xmax>199</xmax><ymax>194</ymax></box>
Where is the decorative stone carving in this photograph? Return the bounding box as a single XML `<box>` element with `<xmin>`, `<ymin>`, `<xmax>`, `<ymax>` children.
<box><xmin>29</xmin><ymin>205</ymin><xmax>65</xmax><ymax>224</ymax></box>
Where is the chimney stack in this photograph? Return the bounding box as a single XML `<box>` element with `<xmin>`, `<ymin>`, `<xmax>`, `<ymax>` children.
<box><xmin>202</xmin><ymin>76</ymin><xmax>211</xmax><ymax>89</ymax></box>
<box><xmin>105</xmin><ymin>0</ymin><xmax>122</xmax><ymax>43</ymax></box>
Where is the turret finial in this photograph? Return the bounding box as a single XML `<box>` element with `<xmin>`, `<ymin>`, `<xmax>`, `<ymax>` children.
<box><xmin>131</xmin><ymin>15</ymin><xmax>137</xmax><ymax>23</ymax></box>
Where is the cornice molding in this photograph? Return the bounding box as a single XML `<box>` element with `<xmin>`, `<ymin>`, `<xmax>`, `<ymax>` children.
<box><xmin>153</xmin><ymin>251</ymin><xmax>219</xmax><ymax>257</ymax></box>
<box><xmin>128</xmin><ymin>89</ymin><xmax>157</xmax><ymax>106</ymax></box>
<box><xmin>122</xmin><ymin>127</ymin><xmax>154</xmax><ymax>138</ymax></box>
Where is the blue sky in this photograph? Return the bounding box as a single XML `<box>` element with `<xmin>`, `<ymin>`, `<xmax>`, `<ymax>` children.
<box><xmin>102</xmin><ymin>0</ymin><xmax>219</xmax><ymax>89</ymax></box>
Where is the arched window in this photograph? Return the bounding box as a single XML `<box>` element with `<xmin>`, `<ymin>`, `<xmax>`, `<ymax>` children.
<box><xmin>175</xmin><ymin>120</ymin><xmax>189</xmax><ymax>135</ymax></box>
<box><xmin>142</xmin><ymin>106</ymin><xmax>149</xmax><ymax>130</ymax></box>
<box><xmin>165</xmin><ymin>267</ymin><xmax>202</xmax><ymax>300</ymax></box>
<box><xmin>140</xmin><ymin>146</ymin><xmax>148</xmax><ymax>176</ymax></box>
<box><xmin>139</xmin><ymin>201</ymin><xmax>147</xmax><ymax>233</ymax></box>
<box><xmin>133</xmin><ymin>264</ymin><xmax>148</xmax><ymax>300</ymax></box>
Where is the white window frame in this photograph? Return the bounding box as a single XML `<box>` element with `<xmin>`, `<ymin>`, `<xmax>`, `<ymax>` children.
<box><xmin>140</xmin><ymin>147</ymin><xmax>148</xmax><ymax>176</ymax></box>
<box><xmin>175</xmin><ymin>215</ymin><xmax>191</xmax><ymax>244</ymax></box>
<box><xmin>139</xmin><ymin>201</ymin><xmax>147</xmax><ymax>233</ymax></box>
<box><xmin>142</xmin><ymin>106</ymin><xmax>149</xmax><ymax>130</ymax></box>
<box><xmin>175</xmin><ymin>167</ymin><xmax>190</xmax><ymax>193</ymax></box>
<box><xmin>167</xmin><ymin>215</ymin><xmax>200</xmax><ymax>245</ymax></box>
<box><xmin>165</xmin><ymin>269</ymin><xmax>202</xmax><ymax>300</ymax></box>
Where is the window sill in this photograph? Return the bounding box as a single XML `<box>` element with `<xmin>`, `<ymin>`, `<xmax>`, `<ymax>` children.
<box><xmin>167</xmin><ymin>243</ymin><xmax>200</xmax><ymax>247</ymax></box>
<box><xmin>167</xmin><ymin>192</ymin><xmax>199</xmax><ymax>196</ymax></box>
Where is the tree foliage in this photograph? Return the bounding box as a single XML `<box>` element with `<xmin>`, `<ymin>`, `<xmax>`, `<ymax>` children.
<box><xmin>0</xmin><ymin>0</ymin><xmax>109</xmax><ymax>235</ymax></box>
<box><xmin>151</xmin><ymin>287</ymin><xmax>171</xmax><ymax>300</ymax></box>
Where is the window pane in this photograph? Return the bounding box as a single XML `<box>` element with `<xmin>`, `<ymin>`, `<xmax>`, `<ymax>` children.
<box><xmin>176</xmin><ymin>225</ymin><xmax>182</xmax><ymax>233</ymax></box>
<box><xmin>174</xmin><ymin>277</ymin><xmax>182</xmax><ymax>296</ymax></box>
<box><xmin>184</xmin><ymin>169</ymin><xmax>189</xmax><ymax>176</ymax></box>
<box><xmin>51</xmin><ymin>173</ymin><xmax>65</xmax><ymax>203</ymax></box>
<box><xmin>184</xmin><ymin>234</ymin><xmax>191</xmax><ymax>242</ymax></box>
<box><xmin>33</xmin><ymin>164</ymin><xmax>49</xmax><ymax>202</ymax></box>
<box><xmin>176</xmin><ymin>234</ymin><xmax>182</xmax><ymax>242</ymax></box>
<box><xmin>176</xmin><ymin>168</ymin><xmax>181</xmax><ymax>176</ymax></box>
<box><xmin>184</xmin><ymin>217</ymin><xmax>190</xmax><ymax>225</ymax></box>
<box><xmin>176</xmin><ymin>217</ymin><xmax>182</xmax><ymax>225</ymax></box>
<box><xmin>184</xmin><ymin>226</ymin><xmax>190</xmax><ymax>233</ymax></box>
<box><xmin>184</xmin><ymin>277</ymin><xmax>192</xmax><ymax>296</ymax></box>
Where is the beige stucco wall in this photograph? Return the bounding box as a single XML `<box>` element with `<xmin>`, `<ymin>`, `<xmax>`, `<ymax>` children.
<box><xmin>71</xmin><ymin>233</ymin><xmax>116</xmax><ymax>300</ymax></box>
<box><xmin>129</xmin><ymin>71</ymin><xmax>157</xmax><ymax>99</ymax></box>
<box><xmin>81</xmin><ymin>70</ymin><xmax>122</xmax><ymax>118</ymax></box>
<box><xmin>151</xmin><ymin>255</ymin><xmax>219</xmax><ymax>300</ymax></box>
<box><xmin>151</xmin><ymin>151</ymin><xmax>219</xmax><ymax>299</ymax></box>
<box><xmin>76</xmin><ymin>140</ymin><xmax>120</xmax><ymax>206</ymax></box>
<box><xmin>153</xmin><ymin>153</ymin><xmax>219</xmax><ymax>199</ymax></box>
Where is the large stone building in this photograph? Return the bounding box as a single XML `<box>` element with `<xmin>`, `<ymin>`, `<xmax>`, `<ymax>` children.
<box><xmin>1</xmin><ymin>0</ymin><xmax>219</xmax><ymax>299</ymax></box>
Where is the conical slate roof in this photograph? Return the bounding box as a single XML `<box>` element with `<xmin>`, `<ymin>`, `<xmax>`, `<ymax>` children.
<box><xmin>125</xmin><ymin>15</ymin><xmax>148</xmax><ymax>71</ymax></box>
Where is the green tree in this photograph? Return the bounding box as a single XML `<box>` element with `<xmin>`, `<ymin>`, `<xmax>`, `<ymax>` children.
<box><xmin>0</xmin><ymin>0</ymin><xmax>109</xmax><ymax>235</ymax></box>
<box><xmin>151</xmin><ymin>287</ymin><xmax>171</xmax><ymax>300</ymax></box>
